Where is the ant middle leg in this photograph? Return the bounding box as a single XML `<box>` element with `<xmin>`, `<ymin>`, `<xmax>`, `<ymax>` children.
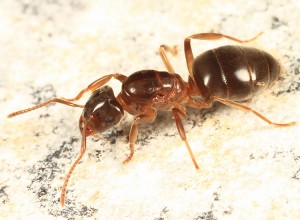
<box><xmin>213</xmin><ymin>96</ymin><xmax>296</xmax><ymax>127</ymax></box>
<box><xmin>184</xmin><ymin>32</ymin><xmax>263</xmax><ymax>75</ymax></box>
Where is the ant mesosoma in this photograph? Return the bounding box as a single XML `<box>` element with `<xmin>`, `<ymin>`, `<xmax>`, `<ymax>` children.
<box><xmin>8</xmin><ymin>32</ymin><xmax>296</xmax><ymax>206</ymax></box>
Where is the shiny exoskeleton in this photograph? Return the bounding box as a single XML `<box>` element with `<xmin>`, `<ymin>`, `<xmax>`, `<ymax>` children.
<box><xmin>192</xmin><ymin>45</ymin><xmax>280</xmax><ymax>101</ymax></box>
<box><xmin>7</xmin><ymin>32</ymin><xmax>295</xmax><ymax>206</ymax></box>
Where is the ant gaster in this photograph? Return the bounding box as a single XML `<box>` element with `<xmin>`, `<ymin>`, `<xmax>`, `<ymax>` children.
<box><xmin>8</xmin><ymin>32</ymin><xmax>296</xmax><ymax>206</ymax></box>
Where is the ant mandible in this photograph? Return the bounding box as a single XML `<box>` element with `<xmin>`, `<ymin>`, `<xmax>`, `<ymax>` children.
<box><xmin>8</xmin><ymin>32</ymin><xmax>296</xmax><ymax>206</ymax></box>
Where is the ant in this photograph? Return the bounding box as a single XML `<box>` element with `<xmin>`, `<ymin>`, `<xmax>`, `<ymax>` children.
<box><xmin>8</xmin><ymin>32</ymin><xmax>296</xmax><ymax>206</ymax></box>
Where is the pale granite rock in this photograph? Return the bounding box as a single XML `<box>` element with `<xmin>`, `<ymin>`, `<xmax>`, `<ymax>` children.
<box><xmin>1</xmin><ymin>1</ymin><xmax>299</xmax><ymax>219</ymax></box>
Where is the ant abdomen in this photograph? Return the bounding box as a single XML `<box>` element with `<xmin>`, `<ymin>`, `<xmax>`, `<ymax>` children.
<box><xmin>191</xmin><ymin>45</ymin><xmax>280</xmax><ymax>101</ymax></box>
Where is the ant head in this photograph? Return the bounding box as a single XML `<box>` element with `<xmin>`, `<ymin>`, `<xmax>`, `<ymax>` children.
<box><xmin>80</xmin><ymin>85</ymin><xmax>124</xmax><ymax>136</ymax></box>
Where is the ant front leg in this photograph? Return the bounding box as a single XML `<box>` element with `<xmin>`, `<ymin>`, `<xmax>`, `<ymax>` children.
<box><xmin>172</xmin><ymin>108</ymin><xmax>199</xmax><ymax>169</ymax></box>
<box><xmin>184</xmin><ymin>32</ymin><xmax>263</xmax><ymax>75</ymax></box>
<box><xmin>123</xmin><ymin>108</ymin><xmax>157</xmax><ymax>164</ymax></box>
<box><xmin>159</xmin><ymin>44</ymin><xmax>178</xmax><ymax>73</ymax></box>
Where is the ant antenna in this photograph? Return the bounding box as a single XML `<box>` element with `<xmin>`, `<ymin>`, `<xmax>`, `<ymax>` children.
<box><xmin>7</xmin><ymin>98</ymin><xmax>84</xmax><ymax>118</ymax></box>
<box><xmin>60</xmin><ymin>122</ymin><xmax>87</xmax><ymax>207</ymax></box>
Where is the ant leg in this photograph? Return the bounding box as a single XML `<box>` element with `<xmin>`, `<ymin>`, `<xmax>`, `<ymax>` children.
<box><xmin>159</xmin><ymin>45</ymin><xmax>178</xmax><ymax>73</ymax></box>
<box><xmin>186</xmin><ymin>97</ymin><xmax>213</xmax><ymax>109</ymax></box>
<box><xmin>172</xmin><ymin>108</ymin><xmax>199</xmax><ymax>169</ymax></box>
<box><xmin>184</xmin><ymin>32</ymin><xmax>263</xmax><ymax>76</ymax></box>
<box><xmin>123</xmin><ymin>109</ymin><xmax>157</xmax><ymax>164</ymax></box>
<box><xmin>213</xmin><ymin>96</ymin><xmax>296</xmax><ymax>127</ymax></box>
<box><xmin>122</xmin><ymin>117</ymin><xmax>140</xmax><ymax>164</ymax></box>
<box><xmin>7</xmin><ymin>98</ymin><xmax>84</xmax><ymax>118</ymax></box>
<box><xmin>7</xmin><ymin>73</ymin><xmax>127</xmax><ymax>118</ymax></box>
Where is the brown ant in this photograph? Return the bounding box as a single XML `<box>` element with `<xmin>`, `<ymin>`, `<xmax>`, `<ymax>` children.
<box><xmin>7</xmin><ymin>32</ymin><xmax>296</xmax><ymax>206</ymax></box>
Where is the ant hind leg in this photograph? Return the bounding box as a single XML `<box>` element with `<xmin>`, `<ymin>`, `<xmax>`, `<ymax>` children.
<box><xmin>184</xmin><ymin>32</ymin><xmax>263</xmax><ymax>76</ymax></box>
<box><xmin>213</xmin><ymin>96</ymin><xmax>296</xmax><ymax>127</ymax></box>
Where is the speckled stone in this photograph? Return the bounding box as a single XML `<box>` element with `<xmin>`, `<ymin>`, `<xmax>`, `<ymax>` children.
<box><xmin>1</xmin><ymin>1</ymin><xmax>299</xmax><ymax>219</ymax></box>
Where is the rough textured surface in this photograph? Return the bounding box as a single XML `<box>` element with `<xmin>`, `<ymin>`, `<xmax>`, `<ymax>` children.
<box><xmin>1</xmin><ymin>0</ymin><xmax>299</xmax><ymax>219</ymax></box>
